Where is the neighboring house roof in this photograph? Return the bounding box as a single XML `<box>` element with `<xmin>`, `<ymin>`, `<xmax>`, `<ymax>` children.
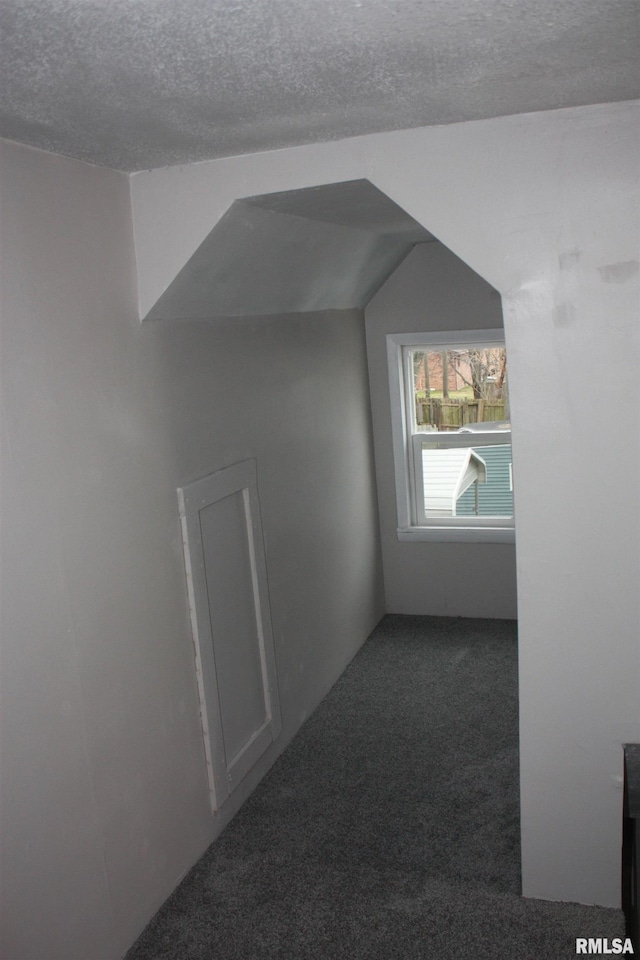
<box><xmin>422</xmin><ymin>448</ymin><xmax>487</xmax><ymax>517</ymax></box>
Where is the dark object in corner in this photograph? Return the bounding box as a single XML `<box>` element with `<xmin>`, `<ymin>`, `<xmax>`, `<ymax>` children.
<box><xmin>622</xmin><ymin>744</ymin><xmax>640</xmax><ymax>952</ymax></box>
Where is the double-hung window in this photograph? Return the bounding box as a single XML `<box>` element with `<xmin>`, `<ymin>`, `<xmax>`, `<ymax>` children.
<box><xmin>387</xmin><ymin>330</ymin><xmax>514</xmax><ymax>543</ymax></box>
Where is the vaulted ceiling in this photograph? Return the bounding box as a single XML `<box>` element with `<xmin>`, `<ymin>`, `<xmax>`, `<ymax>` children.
<box><xmin>1</xmin><ymin>0</ymin><xmax>638</xmax><ymax>172</ymax></box>
<box><xmin>145</xmin><ymin>180</ymin><xmax>436</xmax><ymax>318</ymax></box>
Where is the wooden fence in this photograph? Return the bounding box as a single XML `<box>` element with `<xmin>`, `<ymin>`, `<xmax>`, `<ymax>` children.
<box><xmin>417</xmin><ymin>398</ymin><xmax>506</xmax><ymax>430</ymax></box>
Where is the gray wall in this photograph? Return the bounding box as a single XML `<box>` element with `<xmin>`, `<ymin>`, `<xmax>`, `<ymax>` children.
<box><xmin>0</xmin><ymin>139</ymin><xmax>384</xmax><ymax>960</ymax></box>
<box><xmin>2</xmin><ymin>98</ymin><xmax>638</xmax><ymax>959</ymax></box>
<box><xmin>365</xmin><ymin>242</ymin><xmax>518</xmax><ymax>618</ymax></box>
<box><xmin>128</xmin><ymin>100</ymin><xmax>640</xmax><ymax>910</ymax></box>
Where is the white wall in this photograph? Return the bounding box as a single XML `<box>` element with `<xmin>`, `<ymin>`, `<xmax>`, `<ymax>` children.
<box><xmin>129</xmin><ymin>100</ymin><xmax>640</xmax><ymax>908</ymax></box>
<box><xmin>0</xmin><ymin>139</ymin><xmax>384</xmax><ymax>960</ymax></box>
<box><xmin>365</xmin><ymin>241</ymin><xmax>518</xmax><ymax>618</ymax></box>
<box><xmin>2</xmin><ymin>98</ymin><xmax>638</xmax><ymax>960</ymax></box>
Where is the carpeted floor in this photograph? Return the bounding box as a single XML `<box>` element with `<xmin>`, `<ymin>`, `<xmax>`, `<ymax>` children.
<box><xmin>125</xmin><ymin>615</ymin><xmax>623</xmax><ymax>959</ymax></box>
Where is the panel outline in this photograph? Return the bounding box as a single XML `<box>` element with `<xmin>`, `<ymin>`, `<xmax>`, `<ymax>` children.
<box><xmin>177</xmin><ymin>459</ymin><xmax>281</xmax><ymax>815</ymax></box>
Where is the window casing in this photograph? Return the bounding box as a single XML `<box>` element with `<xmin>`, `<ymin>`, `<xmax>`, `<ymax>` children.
<box><xmin>386</xmin><ymin>330</ymin><xmax>515</xmax><ymax>543</ymax></box>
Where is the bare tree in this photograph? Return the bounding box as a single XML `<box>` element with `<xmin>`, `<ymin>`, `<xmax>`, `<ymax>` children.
<box><xmin>412</xmin><ymin>346</ymin><xmax>510</xmax><ymax>427</ymax></box>
<box><xmin>441</xmin><ymin>350</ymin><xmax>449</xmax><ymax>398</ymax></box>
<box><xmin>450</xmin><ymin>348</ymin><xmax>508</xmax><ymax>403</ymax></box>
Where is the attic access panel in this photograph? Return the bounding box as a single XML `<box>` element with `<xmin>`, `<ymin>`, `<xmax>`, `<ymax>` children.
<box><xmin>178</xmin><ymin>459</ymin><xmax>281</xmax><ymax>814</ymax></box>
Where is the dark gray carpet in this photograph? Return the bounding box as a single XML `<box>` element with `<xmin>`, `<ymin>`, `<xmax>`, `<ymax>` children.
<box><xmin>125</xmin><ymin>615</ymin><xmax>623</xmax><ymax>959</ymax></box>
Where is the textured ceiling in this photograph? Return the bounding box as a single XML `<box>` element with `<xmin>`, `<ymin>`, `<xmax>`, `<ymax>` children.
<box><xmin>1</xmin><ymin>0</ymin><xmax>638</xmax><ymax>172</ymax></box>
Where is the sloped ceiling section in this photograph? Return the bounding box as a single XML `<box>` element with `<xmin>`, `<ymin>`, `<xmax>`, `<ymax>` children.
<box><xmin>144</xmin><ymin>179</ymin><xmax>436</xmax><ymax>320</ymax></box>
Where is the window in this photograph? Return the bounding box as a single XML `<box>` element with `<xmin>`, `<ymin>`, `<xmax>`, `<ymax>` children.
<box><xmin>386</xmin><ymin>330</ymin><xmax>514</xmax><ymax>542</ymax></box>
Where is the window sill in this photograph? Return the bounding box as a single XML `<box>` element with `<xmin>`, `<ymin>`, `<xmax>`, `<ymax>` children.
<box><xmin>397</xmin><ymin>526</ymin><xmax>515</xmax><ymax>544</ymax></box>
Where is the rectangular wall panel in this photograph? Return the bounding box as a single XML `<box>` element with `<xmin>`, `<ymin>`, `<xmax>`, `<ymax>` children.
<box><xmin>178</xmin><ymin>460</ymin><xmax>281</xmax><ymax>813</ymax></box>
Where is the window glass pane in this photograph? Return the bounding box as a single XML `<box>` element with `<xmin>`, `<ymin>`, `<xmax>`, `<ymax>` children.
<box><xmin>420</xmin><ymin>441</ymin><xmax>513</xmax><ymax>519</ymax></box>
<box><xmin>411</xmin><ymin>346</ymin><xmax>509</xmax><ymax>432</ymax></box>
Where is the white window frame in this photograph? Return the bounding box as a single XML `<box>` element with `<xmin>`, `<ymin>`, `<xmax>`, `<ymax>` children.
<box><xmin>386</xmin><ymin>329</ymin><xmax>515</xmax><ymax>543</ymax></box>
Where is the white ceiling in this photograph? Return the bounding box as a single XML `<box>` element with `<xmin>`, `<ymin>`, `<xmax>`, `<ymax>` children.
<box><xmin>1</xmin><ymin>0</ymin><xmax>638</xmax><ymax>172</ymax></box>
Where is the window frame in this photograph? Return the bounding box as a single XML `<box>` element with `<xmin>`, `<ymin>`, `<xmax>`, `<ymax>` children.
<box><xmin>386</xmin><ymin>329</ymin><xmax>515</xmax><ymax>544</ymax></box>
